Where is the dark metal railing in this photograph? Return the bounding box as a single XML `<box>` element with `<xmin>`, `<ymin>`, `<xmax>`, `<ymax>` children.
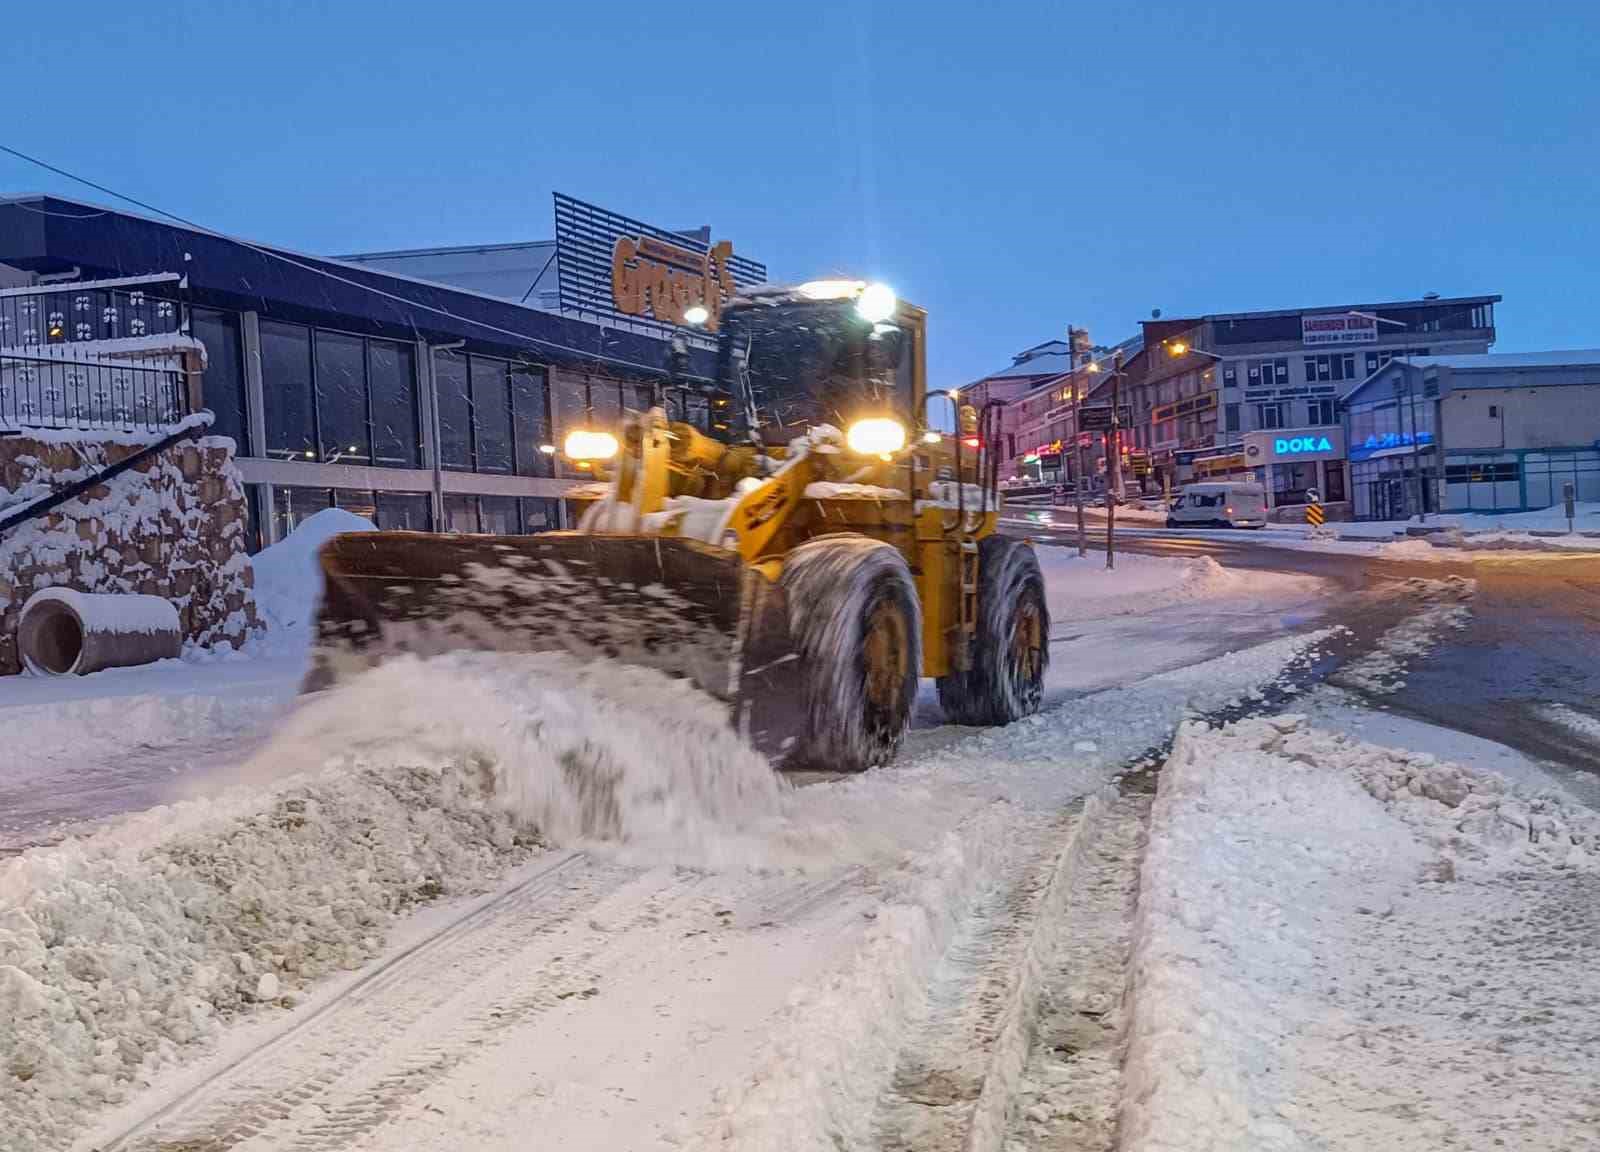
<box><xmin>0</xmin><ymin>349</ymin><xmax>186</xmax><ymax>433</ymax></box>
<box><xmin>0</xmin><ymin>278</ymin><xmax>183</xmax><ymax>350</ymax></box>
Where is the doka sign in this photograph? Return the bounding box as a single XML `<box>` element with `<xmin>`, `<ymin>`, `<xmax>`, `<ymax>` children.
<box><xmin>1276</xmin><ymin>435</ymin><xmax>1334</xmax><ymax>455</ymax></box>
<box><xmin>1302</xmin><ymin>312</ymin><xmax>1378</xmax><ymax>346</ymax></box>
<box><xmin>1243</xmin><ymin>427</ymin><xmax>1345</xmax><ymax>463</ymax></box>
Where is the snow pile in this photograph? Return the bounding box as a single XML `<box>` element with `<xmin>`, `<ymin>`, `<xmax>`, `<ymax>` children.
<box><xmin>1121</xmin><ymin>715</ymin><xmax>1600</xmax><ymax>1151</ymax></box>
<box><xmin>0</xmin><ymin>741</ymin><xmax>539</xmax><ymax>1150</ymax></box>
<box><xmin>279</xmin><ymin>650</ymin><xmax>786</xmax><ymax>860</ymax></box>
<box><xmin>1331</xmin><ymin>575</ymin><xmax>1474</xmax><ymax>694</ymax></box>
<box><xmin>249</xmin><ymin>507</ymin><xmax>375</xmax><ymax>632</ymax></box>
<box><xmin>1249</xmin><ymin>716</ymin><xmax>1597</xmax><ymax>874</ymax></box>
<box><xmin>1034</xmin><ymin>546</ymin><xmax>1318</xmax><ymax>623</ymax></box>
<box><xmin>0</xmin><ymin>649</ymin><xmax>791</xmax><ymax>1148</ymax></box>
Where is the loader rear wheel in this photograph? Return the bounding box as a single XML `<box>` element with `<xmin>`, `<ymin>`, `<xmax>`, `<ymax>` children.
<box><xmin>780</xmin><ymin>536</ymin><xmax>922</xmax><ymax>772</ymax></box>
<box><xmin>936</xmin><ymin>536</ymin><xmax>1050</xmax><ymax>726</ymax></box>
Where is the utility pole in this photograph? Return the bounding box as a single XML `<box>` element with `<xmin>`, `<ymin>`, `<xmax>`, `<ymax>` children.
<box><xmin>1105</xmin><ymin>350</ymin><xmax>1124</xmax><ymax>570</ymax></box>
<box><xmin>1068</xmin><ymin>327</ymin><xmax>1088</xmax><ymax>557</ymax></box>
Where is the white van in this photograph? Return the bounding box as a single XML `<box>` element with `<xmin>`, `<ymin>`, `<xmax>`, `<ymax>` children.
<box><xmin>1165</xmin><ymin>482</ymin><xmax>1268</xmax><ymax>529</ymax></box>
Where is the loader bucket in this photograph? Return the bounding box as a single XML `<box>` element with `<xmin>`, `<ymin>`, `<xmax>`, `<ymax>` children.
<box><xmin>305</xmin><ymin>531</ymin><xmax>805</xmax><ymax>763</ymax></box>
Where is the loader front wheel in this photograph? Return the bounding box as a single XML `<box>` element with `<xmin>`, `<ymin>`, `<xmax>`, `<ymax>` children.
<box><xmin>781</xmin><ymin>537</ymin><xmax>922</xmax><ymax>772</ymax></box>
<box><xmin>937</xmin><ymin>536</ymin><xmax>1050</xmax><ymax>726</ymax></box>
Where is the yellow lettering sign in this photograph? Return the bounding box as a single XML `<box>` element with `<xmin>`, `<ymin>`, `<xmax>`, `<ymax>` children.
<box><xmin>610</xmin><ymin>235</ymin><xmax>740</xmax><ymax>330</ymax></box>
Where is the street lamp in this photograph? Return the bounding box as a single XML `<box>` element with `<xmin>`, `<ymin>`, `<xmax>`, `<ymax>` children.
<box><xmin>1164</xmin><ymin>339</ymin><xmax>1222</xmax><ymax>361</ymax></box>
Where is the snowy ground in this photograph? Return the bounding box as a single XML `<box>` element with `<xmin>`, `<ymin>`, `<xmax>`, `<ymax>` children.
<box><xmin>1005</xmin><ymin>499</ymin><xmax>1600</xmax><ymax>558</ymax></box>
<box><xmin>1121</xmin><ymin>714</ymin><xmax>1600</xmax><ymax>1151</ymax></box>
<box><xmin>1</xmin><ymin>580</ymin><xmax>1337</xmax><ymax>1152</ymax></box>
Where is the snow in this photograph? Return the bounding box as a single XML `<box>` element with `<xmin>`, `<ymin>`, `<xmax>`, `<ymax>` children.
<box><xmin>1033</xmin><ymin>545</ymin><xmax>1321</xmax><ymax>625</ymax></box>
<box><xmin>1330</xmin><ymin>575</ymin><xmax>1475</xmax><ymax>695</ymax></box>
<box><xmin>1121</xmin><ymin>714</ymin><xmax>1600</xmax><ymax>1151</ymax></box>
<box><xmin>1541</xmin><ymin>702</ymin><xmax>1600</xmax><ymax>748</ymax></box>
<box><xmin>26</xmin><ymin>613</ymin><xmax>1332</xmax><ymax>1152</ymax></box>
<box><xmin>19</xmin><ymin>587</ymin><xmax>178</xmax><ymax>638</ymax></box>
<box><xmin>248</xmin><ymin>506</ymin><xmax>375</xmax><ymax>633</ymax></box>
<box><xmin>802</xmin><ymin>482</ymin><xmax>906</xmax><ymax>500</ymax></box>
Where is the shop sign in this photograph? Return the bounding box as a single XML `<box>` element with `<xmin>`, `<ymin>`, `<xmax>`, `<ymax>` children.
<box><xmin>553</xmin><ymin>192</ymin><xmax>766</xmax><ymax>335</ymax></box>
<box><xmin>1302</xmin><ymin>312</ymin><xmax>1378</xmax><ymax>346</ymax></box>
<box><xmin>1243</xmin><ymin>427</ymin><xmax>1346</xmax><ymax>463</ymax></box>
<box><xmin>1348</xmin><ymin>429</ymin><xmax>1434</xmax><ymax>461</ymax></box>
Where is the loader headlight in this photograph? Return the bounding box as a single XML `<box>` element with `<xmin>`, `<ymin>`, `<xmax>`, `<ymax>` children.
<box><xmin>855</xmin><ymin>282</ymin><xmax>897</xmax><ymax>323</ymax></box>
<box><xmin>846</xmin><ymin>417</ymin><xmax>907</xmax><ymax>456</ymax></box>
<box><xmin>563</xmin><ymin>429</ymin><xmax>620</xmax><ymax>461</ymax></box>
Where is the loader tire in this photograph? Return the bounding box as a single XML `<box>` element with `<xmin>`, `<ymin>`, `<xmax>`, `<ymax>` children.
<box><xmin>780</xmin><ymin>536</ymin><xmax>922</xmax><ymax>772</ymax></box>
<box><xmin>936</xmin><ymin>536</ymin><xmax>1049</xmax><ymax>726</ymax></box>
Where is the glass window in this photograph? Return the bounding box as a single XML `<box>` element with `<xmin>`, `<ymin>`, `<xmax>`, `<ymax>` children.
<box><xmin>1224</xmin><ymin>403</ymin><xmax>1240</xmax><ymax>432</ymax></box>
<box><xmin>315</xmin><ymin>330</ymin><xmax>369</xmax><ymax>464</ymax></box>
<box><xmin>470</xmin><ymin>355</ymin><xmax>513</xmax><ymax>474</ymax></box>
<box><xmin>510</xmin><ymin>364</ymin><xmax>552</xmax><ymax>477</ymax></box>
<box><xmin>1366</xmin><ymin>352</ymin><xmax>1379</xmax><ymax>375</ymax></box>
<box><xmin>369</xmin><ymin>340</ymin><xmax>420</xmax><ymax>468</ymax></box>
<box><xmin>261</xmin><ymin>320</ymin><xmax>315</xmax><ymax>460</ymax></box>
<box><xmin>443</xmin><ymin>494</ymin><xmax>479</xmax><ymax>533</ymax></box>
<box><xmin>520</xmin><ymin>498</ymin><xmax>559</xmax><ymax>532</ymax></box>
<box><xmin>191</xmin><ymin>308</ymin><xmax>247</xmax><ymax>452</ymax></box>
<box><xmin>332</xmin><ymin>487</ymin><xmax>377</xmax><ymax>523</ymax></box>
<box><xmin>269</xmin><ymin>485</ymin><xmax>330</xmax><ymax>541</ymax></box>
<box><xmin>478</xmin><ymin>495</ymin><xmax>520</xmax><ymax>534</ymax></box>
<box><xmin>435</xmin><ymin>351</ymin><xmax>472</xmax><ymax>470</ymax></box>
<box><xmin>376</xmin><ymin>492</ymin><xmax>432</xmax><ymax>532</ymax></box>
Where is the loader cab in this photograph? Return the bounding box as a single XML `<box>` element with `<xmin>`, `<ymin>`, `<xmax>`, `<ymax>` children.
<box><xmin>711</xmin><ymin>285</ymin><xmax>924</xmax><ymax>447</ymax></box>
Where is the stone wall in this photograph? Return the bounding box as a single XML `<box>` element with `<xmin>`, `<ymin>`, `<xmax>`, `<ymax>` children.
<box><xmin>0</xmin><ymin>429</ymin><xmax>259</xmax><ymax>675</ymax></box>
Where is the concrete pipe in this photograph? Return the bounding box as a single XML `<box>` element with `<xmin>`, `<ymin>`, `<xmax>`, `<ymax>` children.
<box><xmin>17</xmin><ymin>589</ymin><xmax>182</xmax><ymax>676</ymax></box>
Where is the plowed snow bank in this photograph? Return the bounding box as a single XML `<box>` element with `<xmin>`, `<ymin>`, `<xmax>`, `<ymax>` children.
<box><xmin>1122</xmin><ymin>715</ymin><xmax>1600</xmax><ymax>1152</ymax></box>
<box><xmin>0</xmin><ymin>650</ymin><xmax>784</xmax><ymax>1151</ymax></box>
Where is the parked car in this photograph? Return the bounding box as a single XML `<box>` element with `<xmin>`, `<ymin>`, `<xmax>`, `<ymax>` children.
<box><xmin>1165</xmin><ymin>482</ymin><xmax>1268</xmax><ymax>529</ymax></box>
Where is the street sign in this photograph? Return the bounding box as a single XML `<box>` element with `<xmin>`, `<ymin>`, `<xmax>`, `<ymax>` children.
<box><xmin>1306</xmin><ymin>502</ymin><xmax>1326</xmax><ymax>527</ymax></box>
<box><xmin>1079</xmin><ymin>405</ymin><xmax>1132</xmax><ymax>432</ymax></box>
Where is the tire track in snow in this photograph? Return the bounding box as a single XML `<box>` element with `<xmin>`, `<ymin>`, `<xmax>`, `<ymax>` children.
<box><xmin>91</xmin><ymin>849</ymin><xmax>607</xmax><ymax>1152</ymax></box>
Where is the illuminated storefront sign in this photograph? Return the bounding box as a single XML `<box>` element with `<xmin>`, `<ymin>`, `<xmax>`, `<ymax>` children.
<box><xmin>1275</xmin><ymin>435</ymin><xmax>1334</xmax><ymax>454</ymax></box>
<box><xmin>1348</xmin><ymin>430</ymin><xmax>1434</xmax><ymax>461</ymax></box>
<box><xmin>1243</xmin><ymin>427</ymin><xmax>1345</xmax><ymax>463</ymax></box>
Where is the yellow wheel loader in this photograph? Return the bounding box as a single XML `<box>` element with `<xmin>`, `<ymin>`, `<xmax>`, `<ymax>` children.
<box><xmin>309</xmin><ymin>281</ymin><xmax>1048</xmax><ymax>772</ymax></box>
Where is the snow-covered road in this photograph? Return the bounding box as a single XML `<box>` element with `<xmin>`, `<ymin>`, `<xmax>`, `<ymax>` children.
<box><xmin>0</xmin><ymin>543</ymin><xmax>1338</xmax><ymax>1152</ymax></box>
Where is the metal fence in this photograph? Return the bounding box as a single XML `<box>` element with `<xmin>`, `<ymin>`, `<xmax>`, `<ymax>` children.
<box><xmin>0</xmin><ymin>280</ymin><xmax>183</xmax><ymax>350</ymax></box>
<box><xmin>0</xmin><ymin>349</ymin><xmax>186</xmax><ymax>433</ymax></box>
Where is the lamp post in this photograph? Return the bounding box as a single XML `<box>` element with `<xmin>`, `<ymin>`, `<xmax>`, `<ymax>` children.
<box><xmin>1162</xmin><ymin>338</ymin><xmax>1226</xmax><ymax>492</ymax></box>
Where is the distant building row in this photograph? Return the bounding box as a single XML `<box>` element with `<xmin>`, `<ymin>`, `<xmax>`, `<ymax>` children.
<box><xmin>968</xmin><ymin>294</ymin><xmax>1600</xmax><ymax>519</ymax></box>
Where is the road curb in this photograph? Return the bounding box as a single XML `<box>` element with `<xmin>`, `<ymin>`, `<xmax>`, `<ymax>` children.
<box><xmin>961</xmin><ymin>783</ymin><xmax>1116</xmax><ymax>1152</ymax></box>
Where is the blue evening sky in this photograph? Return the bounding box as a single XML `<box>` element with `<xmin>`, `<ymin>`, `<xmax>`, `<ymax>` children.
<box><xmin>2</xmin><ymin>0</ymin><xmax>1596</xmax><ymax>383</ymax></box>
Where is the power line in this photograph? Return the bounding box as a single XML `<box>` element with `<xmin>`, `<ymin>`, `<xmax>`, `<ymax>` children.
<box><xmin>0</xmin><ymin>143</ymin><xmax>697</xmax><ymax>381</ymax></box>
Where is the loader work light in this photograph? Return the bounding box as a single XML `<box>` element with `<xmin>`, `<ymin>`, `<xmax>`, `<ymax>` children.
<box><xmin>846</xmin><ymin>417</ymin><xmax>907</xmax><ymax>455</ymax></box>
<box><xmin>855</xmin><ymin>282</ymin><xmax>897</xmax><ymax>323</ymax></box>
<box><xmin>563</xmin><ymin>429</ymin><xmax>620</xmax><ymax>461</ymax></box>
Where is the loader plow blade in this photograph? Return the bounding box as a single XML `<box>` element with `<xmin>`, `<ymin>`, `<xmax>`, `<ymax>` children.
<box><xmin>307</xmin><ymin>531</ymin><xmax>805</xmax><ymax>763</ymax></box>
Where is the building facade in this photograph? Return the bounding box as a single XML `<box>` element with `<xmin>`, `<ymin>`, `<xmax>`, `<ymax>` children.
<box><xmin>1133</xmin><ymin>295</ymin><xmax>1499</xmax><ymax>514</ymax></box>
<box><xmin>1345</xmin><ymin>349</ymin><xmax>1600</xmax><ymax>519</ymax></box>
<box><xmin>0</xmin><ymin>194</ymin><xmax>761</xmax><ymax>549</ymax></box>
